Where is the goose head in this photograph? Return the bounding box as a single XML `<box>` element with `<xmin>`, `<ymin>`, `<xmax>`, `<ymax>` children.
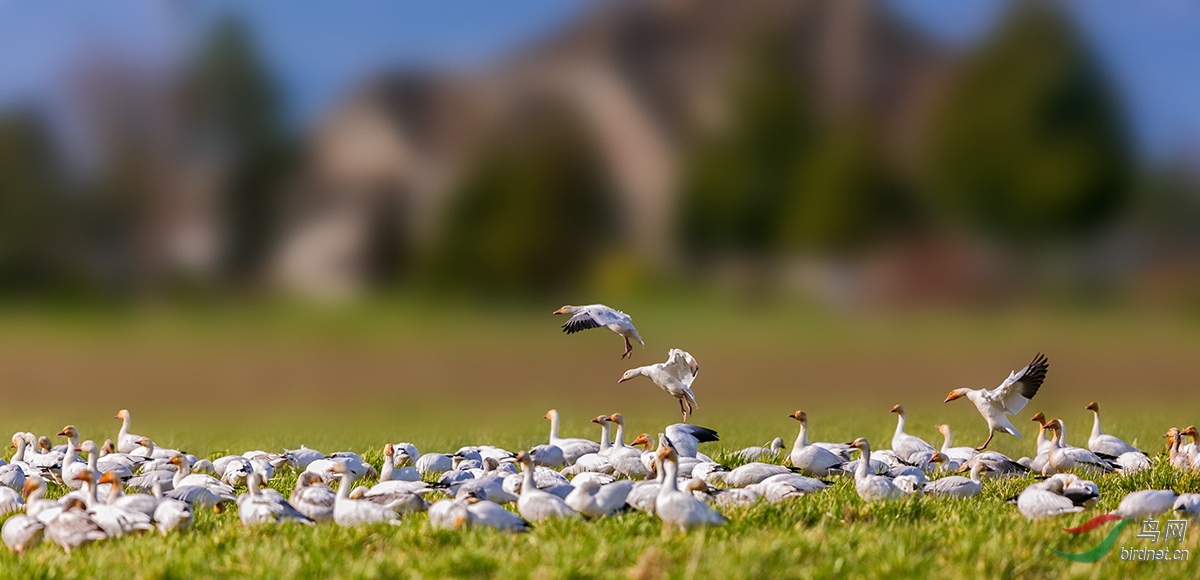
<box><xmin>75</xmin><ymin>440</ymin><xmax>99</xmax><ymax>456</ymax></box>
<box><xmin>35</xmin><ymin>435</ymin><xmax>49</xmax><ymax>451</ymax></box>
<box><xmin>98</xmin><ymin>471</ymin><xmax>122</xmax><ymax>486</ymax></box>
<box><xmin>543</xmin><ymin>409</ymin><xmax>558</xmax><ymax>421</ymax></box>
<box><xmin>297</xmin><ymin>472</ymin><xmax>322</xmax><ymax>488</ymax></box>
<box><xmin>889</xmin><ymin>404</ymin><xmax>905</xmax><ymax>416</ymax></box>
<box><xmin>552</xmin><ymin>305</ymin><xmax>576</xmax><ymax>315</ymax></box>
<box><xmin>944</xmin><ymin>389</ymin><xmax>968</xmax><ymax>403</ymax></box>
<box><xmin>788</xmin><ymin>410</ymin><xmax>807</xmax><ymax>424</ymax></box>
<box><xmin>72</xmin><ymin>469</ymin><xmax>95</xmax><ymax>485</ymax></box>
<box><xmin>57</xmin><ymin>425</ymin><xmax>78</xmax><ymax>439</ymax></box>
<box><xmin>590</xmin><ymin>415</ymin><xmax>610</xmax><ymax>425</ymax></box>
<box><xmin>101</xmin><ymin>439</ymin><xmax>116</xmax><ymax>455</ymax></box>
<box><xmin>607</xmin><ymin>413</ymin><xmax>625</xmax><ymax>426</ymax></box>
<box><xmin>1084</xmin><ymin>401</ymin><xmax>1099</xmax><ymax>412</ymax></box>
<box><xmin>618</xmin><ymin>369</ymin><xmax>639</xmax><ymax>383</ymax></box>
<box><xmin>115</xmin><ymin>409</ymin><xmax>130</xmax><ymax>421</ymax></box>
<box><xmin>22</xmin><ymin>476</ymin><xmax>43</xmax><ymax>499</ymax></box>
<box><xmin>1182</xmin><ymin>426</ymin><xmax>1199</xmax><ymax>441</ymax></box>
<box><xmin>514</xmin><ymin>451</ymin><xmax>532</xmax><ymax>467</ymax></box>
<box><xmin>166</xmin><ymin>453</ymin><xmax>187</xmax><ymax>468</ymax></box>
<box><xmin>655</xmin><ymin>439</ymin><xmax>677</xmax><ymax>463</ymax></box>
<box><xmin>1031</xmin><ymin>412</ymin><xmax>1047</xmax><ymax>425</ymax></box>
<box><xmin>631</xmin><ymin>433</ymin><xmax>652</xmax><ymax>451</ymax></box>
<box><xmin>846</xmin><ymin>437</ymin><xmax>871</xmax><ymax>452</ymax></box>
<box><xmin>383</xmin><ymin>444</ymin><xmax>394</xmax><ymax>458</ymax></box>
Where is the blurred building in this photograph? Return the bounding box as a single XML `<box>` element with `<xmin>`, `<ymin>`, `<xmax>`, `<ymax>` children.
<box><xmin>273</xmin><ymin>0</ymin><xmax>948</xmax><ymax>299</ymax></box>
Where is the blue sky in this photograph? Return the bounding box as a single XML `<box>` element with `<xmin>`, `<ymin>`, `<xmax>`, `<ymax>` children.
<box><xmin>1</xmin><ymin>0</ymin><xmax>1197</xmax><ymax>160</ymax></box>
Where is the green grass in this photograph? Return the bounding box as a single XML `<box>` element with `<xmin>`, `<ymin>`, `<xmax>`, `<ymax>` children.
<box><xmin>4</xmin><ymin>413</ymin><xmax>1200</xmax><ymax>579</ymax></box>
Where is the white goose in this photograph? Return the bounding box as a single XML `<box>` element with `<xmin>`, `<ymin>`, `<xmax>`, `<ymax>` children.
<box><xmin>847</xmin><ymin>438</ymin><xmax>904</xmax><ymax>502</ymax></box>
<box><xmin>1112</xmin><ymin>490</ymin><xmax>1178</xmax><ymax>520</ymax></box>
<box><xmin>114</xmin><ymin>409</ymin><xmax>148</xmax><ymax>454</ymax></box>
<box><xmin>1045</xmin><ymin>419</ymin><xmax>1113</xmax><ymax>475</ymax></box>
<box><xmin>923</xmin><ymin>463</ymin><xmax>989</xmax><ymax>498</ymax></box>
<box><xmin>604</xmin><ymin>413</ymin><xmax>642</xmax><ymax>460</ymax></box>
<box><xmin>544</xmin><ymin>409</ymin><xmax>601</xmax><ymax>464</ymax></box>
<box><xmin>330</xmin><ymin>462</ymin><xmax>400</xmax><ymax>526</ymax></box>
<box><xmin>290</xmin><ymin>472</ymin><xmax>336</xmax><ymax>523</ymax></box>
<box><xmin>933</xmin><ymin>424</ymin><xmax>977</xmax><ymax>463</ymax></box>
<box><xmin>654</xmin><ymin>436</ymin><xmax>724</xmax><ymax>530</ymax></box>
<box><xmin>944</xmin><ymin>353</ymin><xmax>1048</xmax><ymax>450</ymax></box>
<box><xmin>737</xmin><ymin>438</ymin><xmax>785</xmax><ymax>462</ymax></box>
<box><xmin>45</xmin><ymin>499</ymin><xmax>108</xmax><ymax>552</ymax></box>
<box><xmin>1017</xmin><ymin>478</ymin><xmax>1084</xmax><ymax>519</ymax></box>
<box><xmin>619</xmin><ymin>349</ymin><xmax>700</xmax><ymax>421</ymax></box>
<box><xmin>889</xmin><ymin>405</ymin><xmax>935</xmax><ymax>462</ymax></box>
<box><xmin>565</xmin><ymin>479</ymin><xmax>633</xmax><ymax>518</ymax></box>
<box><xmin>554</xmin><ymin>303</ymin><xmax>643</xmax><ymax>359</ymax></box>
<box><xmin>786</xmin><ymin>411</ymin><xmax>846</xmax><ymax>476</ymax></box>
<box><xmin>1</xmin><ymin>514</ymin><xmax>44</xmax><ymax>554</ymax></box>
<box><xmin>1084</xmin><ymin>401</ymin><xmax>1140</xmax><ymax>456</ymax></box>
<box><xmin>74</xmin><ymin>470</ymin><xmax>154</xmax><ymax>538</ymax></box>
<box><xmin>514</xmin><ymin>451</ymin><xmax>577</xmax><ymax>521</ymax></box>
<box><xmin>380</xmin><ymin>444</ymin><xmax>421</xmax><ymax>482</ymax></box>
<box><xmin>238</xmin><ymin>473</ymin><xmax>313</xmax><ymax>525</ymax></box>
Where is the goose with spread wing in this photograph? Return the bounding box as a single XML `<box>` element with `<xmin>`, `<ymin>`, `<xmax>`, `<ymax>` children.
<box><xmin>554</xmin><ymin>304</ymin><xmax>643</xmax><ymax>358</ymax></box>
<box><xmin>620</xmin><ymin>349</ymin><xmax>700</xmax><ymax>421</ymax></box>
<box><xmin>945</xmin><ymin>353</ymin><xmax>1049</xmax><ymax>450</ymax></box>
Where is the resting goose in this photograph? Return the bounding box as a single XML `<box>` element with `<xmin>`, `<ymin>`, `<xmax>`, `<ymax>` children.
<box><xmin>924</xmin><ymin>463</ymin><xmax>990</xmax><ymax>498</ymax></box>
<box><xmin>554</xmin><ymin>304</ymin><xmax>643</xmax><ymax>359</ymax></box>
<box><xmin>45</xmin><ymin>498</ymin><xmax>108</xmax><ymax>552</ymax></box>
<box><xmin>1045</xmin><ymin>419</ymin><xmax>1114</xmax><ymax>475</ymax></box>
<box><xmin>380</xmin><ymin>444</ymin><xmax>421</xmax><ymax>482</ymax></box>
<box><xmin>565</xmin><ymin>479</ymin><xmax>633</xmax><ymax>518</ymax></box>
<box><xmin>1112</xmin><ymin>490</ymin><xmax>1178</xmax><ymax>520</ymax></box>
<box><xmin>847</xmin><ymin>438</ymin><xmax>904</xmax><ymax>502</ymax></box>
<box><xmin>933</xmin><ymin>425</ymin><xmax>977</xmax><ymax>463</ymax></box>
<box><xmin>515</xmin><ymin>451</ymin><xmax>577</xmax><ymax>521</ymax></box>
<box><xmin>544</xmin><ymin>409</ymin><xmax>601</xmax><ymax>464</ymax></box>
<box><xmin>1084</xmin><ymin>401</ymin><xmax>1140</xmax><ymax>456</ymax></box>
<box><xmin>289</xmin><ymin>472</ymin><xmax>335</xmax><ymax>523</ymax></box>
<box><xmin>98</xmin><ymin>471</ymin><xmax>157</xmax><ymax>519</ymax></box>
<box><xmin>114</xmin><ymin>409</ymin><xmax>148</xmax><ymax>454</ymax></box>
<box><xmin>238</xmin><ymin>472</ymin><xmax>313</xmax><ymax>525</ymax></box>
<box><xmin>1017</xmin><ymin>478</ymin><xmax>1084</xmax><ymax>519</ymax></box>
<box><xmin>944</xmin><ymin>353</ymin><xmax>1048</xmax><ymax>450</ymax></box>
<box><xmin>787</xmin><ymin>411</ymin><xmax>846</xmax><ymax>476</ymax></box>
<box><xmin>2</xmin><ymin>514</ymin><xmax>44</xmax><ymax>554</ymax></box>
<box><xmin>152</xmin><ymin>482</ymin><xmax>193</xmax><ymax>534</ymax></box>
<box><xmin>737</xmin><ymin>438</ymin><xmax>785</xmax><ymax>462</ymax></box>
<box><xmin>889</xmin><ymin>405</ymin><xmax>936</xmax><ymax>462</ymax></box>
<box><xmin>330</xmin><ymin>462</ymin><xmax>400</xmax><ymax>526</ymax></box>
<box><xmin>619</xmin><ymin>349</ymin><xmax>700</xmax><ymax>420</ymax></box>
<box><xmin>654</xmin><ymin>436</ymin><xmax>725</xmax><ymax>530</ymax></box>
<box><xmin>74</xmin><ymin>470</ymin><xmax>154</xmax><ymax>537</ymax></box>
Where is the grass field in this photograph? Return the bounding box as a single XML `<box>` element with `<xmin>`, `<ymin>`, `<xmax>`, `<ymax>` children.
<box><xmin>2</xmin><ymin>300</ymin><xmax>1200</xmax><ymax>577</ymax></box>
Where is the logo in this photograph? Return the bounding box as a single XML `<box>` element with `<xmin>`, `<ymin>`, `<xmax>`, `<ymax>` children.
<box><xmin>1050</xmin><ymin>515</ymin><xmax>1189</xmax><ymax>563</ymax></box>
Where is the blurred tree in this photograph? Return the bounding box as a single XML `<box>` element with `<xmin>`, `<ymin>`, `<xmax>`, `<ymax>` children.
<box><xmin>0</xmin><ymin>114</ymin><xmax>70</xmax><ymax>294</ymax></box>
<box><xmin>426</xmin><ymin>102</ymin><xmax>617</xmax><ymax>296</ymax></box>
<box><xmin>923</xmin><ymin>1</ymin><xmax>1130</xmax><ymax>243</ymax></box>
<box><xmin>184</xmin><ymin>16</ymin><xmax>294</xmax><ymax>285</ymax></box>
<box><xmin>778</xmin><ymin>119</ymin><xmax>912</xmax><ymax>253</ymax></box>
<box><xmin>677</xmin><ymin>34</ymin><xmax>815</xmax><ymax>258</ymax></box>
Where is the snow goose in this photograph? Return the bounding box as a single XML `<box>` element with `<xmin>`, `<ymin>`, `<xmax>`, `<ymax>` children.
<box><xmin>152</xmin><ymin>483</ymin><xmax>193</xmax><ymax>535</ymax></box>
<box><xmin>45</xmin><ymin>498</ymin><xmax>108</xmax><ymax>552</ymax></box>
<box><xmin>663</xmin><ymin>423</ymin><xmax>718</xmax><ymax>460</ymax></box>
<box><xmin>1045</xmin><ymin>474</ymin><xmax>1099</xmax><ymax>508</ymax></box>
<box><xmin>933</xmin><ymin>425</ymin><xmax>977</xmax><ymax>463</ymax></box>
<box><xmin>515</xmin><ymin>451</ymin><xmax>577</xmax><ymax>521</ymax></box>
<box><xmin>1172</xmin><ymin>493</ymin><xmax>1200</xmax><ymax>517</ymax></box>
<box><xmin>605</xmin><ymin>413</ymin><xmax>643</xmax><ymax>460</ymax></box>
<box><xmin>619</xmin><ymin>349</ymin><xmax>700</xmax><ymax>420</ymax></box>
<box><xmin>416</xmin><ymin>452</ymin><xmax>454</xmax><ymax>475</ymax></box>
<box><xmin>544</xmin><ymin>409</ymin><xmax>601</xmax><ymax>464</ymax></box>
<box><xmin>74</xmin><ymin>471</ymin><xmax>153</xmax><ymax>537</ymax></box>
<box><xmin>361</xmin><ymin>481</ymin><xmax>431</xmax><ymax>515</ymax></box>
<box><xmin>944</xmin><ymin>353</ymin><xmax>1049</xmax><ymax>450</ymax></box>
<box><xmin>1181</xmin><ymin>426</ymin><xmax>1200</xmax><ymax>468</ymax></box>
<box><xmin>1164</xmin><ymin>428</ymin><xmax>1190</xmax><ymax>469</ymax></box>
<box><xmin>169</xmin><ymin>454</ymin><xmax>235</xmax><ymax>496</ymax></box>
<box><xmin>380</xmin><ymin>444</ymin><xmax>421</xmax><ymax>482</ymax></box>
<box><xmin>566</xmin><ymin>478</ymin><xmax>633</xmax><ymax>518</ymax></box>
<box><xmin>97</xmin><ymin>472</ymin><xmax>157</xmax><ymax>519</ymax></box>
<box><xmin>238</xmin><ymin>473</ymin><xmax>313</xmax><ymax>525</ymax></box>
<box><xmin>1083</xmin><ymin>401</ymin><xmax>1140</xmax><ymax>456</ymax></box>
<box><xmin>22</xmin><ymin>475</ymin><xmax>62</xmax><ymax>524</ymax></box>
<box><xmin>562</xmin><ymin>417</ymin><xmax>616</xmax><ymax>476</ymax></box>
<box><xmin>282</xmin><ymin>446</ymin><xmax>326</xmax><ymax>471</ymax></box>
<box><xmin>57</xmin><ymin>426</ymin><xmax>88</xmax><ymax>490</ymax></box>
<box><xmin>0</xmin><ymin>486</ymin><xmax>21</xmax><ymax>516</ymax></box>
<box><xmin>737</xmin><ymin>438</ymin><xmax>785</xmax><ymax>462</ymax></box>
<box><xmin>1017</xmin><ymin>478</ymin><xmax>1084</xmax><ymax>519</ymax></box>
<box><xmin>289</xmin><ymin>472</ymin><xmax>335</xmax><ymax>523</ymax></box>
<box><xmin>462</xmin><ymin>490</ymin><xmax>531</xmax><ymax>532</ymax></box>
<box><xmin>847</xmin><ymin>438</ymin><xmax>904</xmax><ymax>502</ymax></box>
<box><xmin>165</xmin><ymin>455</ymin><xmax>236</xmax><ymax>511</ymax></box>
<box><xmin>723</xmin><ymin>463</ymin><xmax>792</xmax><ymax>488</ymax></box>
<box><xmin>0</xmin><ymin>460</ymin><xmax>24</xmax><ymax>494</ymax></box>
<box><xmin>2</xmin><ymin>514</ymin><xmax>43</xmax><ymax>554</ymax></box>
<box><xmin>752</xmin><ymin>473</ymin><xmax>828</xmax><ymax>498</ymax></box>
<box><xmin>787</xmin><ymin>411</ymin><xmax>847</xmax><ymax>476</ymax></box>
<box><xmin>1112</xmin><ymin>490</ymin><xmax>1177</xmax><ymax>520</ymax></box>
<box><xmin>889</xmin><ymin>405</ymin><xmax>936</xmax><ymax>462</ymax></box>
<box><xmin>654</xmin><ymin>436</ymin><xmax>725</xmax><ymax>530</ymax></box>
<box><xmin>114</xmin><ymin>409</ymin><xmax>148</xmax><ymax>454</ymax></box>
<box><xmin>1045</xmin><ymin>419</ymin><xmax>1114</xmax><ymax>475</ymax></box>
<box><xmin>330</xmin><ymin>462</ymin><xmax>400</xmax><ymax>526</ymax></box>
<box><xmin>960</xmin><ymin>451</ymin><xmax>1029</xmax><ymax>478</ymax></box>
<box><xmin>923</xmin><ymin>463</ymin><xmax>989</xmax><ymax>498</ymax></box>
<box><xmin>554</xmin><ymin>303</ymin><xmax>643</xmax><ymax>358</ymax></box>
<box><xmin>528</xmin><ymin>444</ymin><xmax>566</xmax><ymax>468</ymax></box>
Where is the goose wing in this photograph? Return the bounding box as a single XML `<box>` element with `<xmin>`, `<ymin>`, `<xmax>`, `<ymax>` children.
<box><xmin>986</xmin><ymin>353</ymin><xmax>1049</xmax><ymax>415</ymax></box>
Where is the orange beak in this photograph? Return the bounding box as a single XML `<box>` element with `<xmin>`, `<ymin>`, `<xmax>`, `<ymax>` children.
<box><xmin>890</xmin><ymin>405</ymin><xmax>901</xmax><ymax>413</ymax></box>
<box><xmin>617</xmin><ymin>375</ymin><xmax>628</xmax><ymax>383</ymax></box>
<box><xmin>1085</xmin><ymin>401</ymin><xmax>1098</xmax><ymax>412</ymax></box>
<box><xmin>552</xmin><ymin>307</ymin><xmax>565</xmax><ymax>315</ymax></box>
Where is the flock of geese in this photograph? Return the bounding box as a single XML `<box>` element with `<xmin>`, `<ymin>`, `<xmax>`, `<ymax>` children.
<box><xmin>2</xmin><ymin>304</ymin><xmax>1198</xmax><ymax>555</ymax></box>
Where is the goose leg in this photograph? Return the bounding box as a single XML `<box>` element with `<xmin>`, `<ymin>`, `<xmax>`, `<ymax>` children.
<box><xmin>622</xmin><ymin>337</ymin><xmax>633</xmax><ymax>359</ymax></box>
<box><xmin>976</xmin><ymin>430</ymin><xmax>995</xmax><ymax>451</ymax></box>
<box><xmin>679</xmin><ymin>399</ymin><xmax>688</xmax><ymax>421</ymax></box>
